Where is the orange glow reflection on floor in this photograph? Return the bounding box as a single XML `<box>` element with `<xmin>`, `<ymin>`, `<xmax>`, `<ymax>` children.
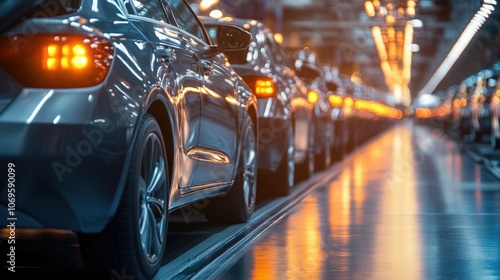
<box><xmin>251</xmin><ymin>239</ymin><xmax>280</xmax><ymax>280</ymax></box>
<box><xmin>285</xmin><ymin>196</ymin><xmax>322</xmax><ymax>279</ymax></box>
<box><xmin>250</xmin><ymin>196</ymin><xmax>323</xmax><ymax>280</ymax></box>
<box><xmin>371</xmin><ymin>124</ymin><xmax>422</xmax><ymax>279</ymax></box>
<box><xmin>328</xmin><ymin>168</ymin><xmax>352</xmax><ymax>273</ymax></box>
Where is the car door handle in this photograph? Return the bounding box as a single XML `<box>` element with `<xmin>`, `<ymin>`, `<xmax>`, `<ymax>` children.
<box><xmin>198</xmin><ymin>59</ymin><xmax>214</xmax><ymax>75</ymax></box>
<box><xmin>154</xmin><ymin>47</ymin><xmax>176</xmax><ymax>64</ymax></box>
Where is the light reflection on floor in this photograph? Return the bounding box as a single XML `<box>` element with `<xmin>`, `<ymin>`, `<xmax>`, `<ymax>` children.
<box><xmin>221</xmin><ymin>122</ymin><xmax>500</xmax><ymax>280</ymax></box>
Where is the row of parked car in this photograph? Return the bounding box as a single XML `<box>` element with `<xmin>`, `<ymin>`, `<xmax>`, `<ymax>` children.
<box><xmin>416</xmin><ymin>63</ymin><xmax>500</xmax><ymax>149</ymax></box>
<box><xmin>0</xmin><ymin>0</ymin><xmax>400</xmax><ymax>278</ymax></box>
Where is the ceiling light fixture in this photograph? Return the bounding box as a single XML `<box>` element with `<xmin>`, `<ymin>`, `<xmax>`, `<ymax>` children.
<box><xmin>411</xmin><ymin>44</ymin><xmax>420</xmax><ymax>52</ymax></box>
<box><xmin>199</xmin><ymin>0</ymin><xmax>219</xmax><ymax>11</ymax></box>
<box><xmin>365</xmin><ymin>1</ymin><xmax>376</xmax><ymax>17</ymax></box>
<box><xmin>367</xmin><ymin>0</ymin><xmax>416</xmax><ymax>105</ymax></box>
<box><xmin>418</xmin><ymin>0</ymin><xmax>496</xmax><ymax>96</ymax></box>
<box><xmin>209</xmin><ymin>9</ymin><xmax>223</xmax><ymax>19</ymax></box>
<box><xmin>410</xmin><ymin>19</ymin><xmax>423</xmax><ymax>28</ymax></box>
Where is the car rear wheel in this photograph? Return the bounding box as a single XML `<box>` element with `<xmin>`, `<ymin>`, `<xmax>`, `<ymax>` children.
<box><xmin>471</xmin><ymin>128</ymin><xmax>483</xmax><ymax>142</ymax></box>
<box><xmin>315</xmin><ymin>122</ymin><xmax>332</xmax><ymax>171</ymax></box>
<box><xmin>492</xmin><ymin>135</ymin><xmax>500</xmax><ymax>149</ymax></box>
<box><xmin>265</xmin><ymin>124</ymin><xmax>295</xmax><ymax>198</ymax></box>
<box><xmin>79</xmin><ymin>114</ymin><xmax>168</xmax><ymax>279</ymax></box>
<box><xmin>295</xmin><ymin>122</ymin><xmax>315</xmax><ymax>182</ymax></box>
<box><xmin>204</xmin><ymin>115</ymin><xmax>257</xmax><ymax>223</ymax></box>
<box><xmin>332</xmin><ymin>120</ymin><xmax>347</xmax><ymax>161</ymax></box>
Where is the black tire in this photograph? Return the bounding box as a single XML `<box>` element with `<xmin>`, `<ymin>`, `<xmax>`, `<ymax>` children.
<box><xmin>492</xmin><ymin>135</ymin><xmax>500</xmax><ymax>149</ymax></box>
<box><xmin>472</xmin><ymin>128</ymin><xmax>483</xmax><ymax>143</ymax></box>
<box><xmin>204</xmin><ymin>115</ymin><xmax>257</xmax><ymax>223</ymax></box>
<box><xmin>314</xmin><ymin>136</ymin><xmax>332</xmax><ymax>171</ymax></box>
<box><xmin>314</xmin><ymin>149</ymin><xmax>326</xmax><ymax>172</ymax></box>
<box><xmin>459</xmin><ymin>128</ymin><xmax>467</xmax><ymax>138</ymax></box>
<box><xmin>458</xmin><ymin>118</ymin><xmax>468</xmax><ymax>139</ymax></box>
<box><xmin>79</xmin><ymin>114</ymin><xmax>169</xmax><ymax>280</ymax></box>
<box><xmin>314</xmin><ymin>121</ymin><xmax>332</xmax><ymax>171</ymax></box>
<box><xmin>266</xmin><ymin>124</ymin><xmax>295</xmax><ymax>198</ymax></box>
<box><xmin>295</xmin><ymin>122</ymin><xmax>314</xmax><ymax>182</ymax></box>
<box><xmin>325</xmin><ymin>122</ymin><xmax>333</xmax><ymax>166</ymax></box>
<box><xmin>347</xmin><ymin>119</ymin><xmax>358</xmax><ymax>152</ymax></box>
<box><xmin>332</xmin><ymin>120</ymin><xmax>347</xmax><ymax>161</ymax></box>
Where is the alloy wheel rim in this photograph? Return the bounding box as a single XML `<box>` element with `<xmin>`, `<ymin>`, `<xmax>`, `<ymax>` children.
<box><xmin>287</xmin><ymin>127</ymin><xmax>295</xmax><ymax>187</ymax></box>
<box><xmin>243</xmin><ymin>126</ymin><xmax>257</xmax><ymax>211</ymax></box>
<box><xmin>308</xmin><ymin>126</ymin><xmax>315</xmax><ymax>174</ymax></box>
<box><xmin>138</xmin><ymin>133</ymin><xmax>167</xmax><ymax>264</ymax></box>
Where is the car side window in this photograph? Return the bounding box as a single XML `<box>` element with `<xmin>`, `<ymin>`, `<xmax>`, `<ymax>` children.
<box><xmin>166</xmin><ymin>0</ymin><xmax>208</xmax><ymax>43</ymax></box>
<box><xmin>279</xmin><ymin>47</ymin><xmax>295</xmax><ymax>69</ymax></box>
<box><xmin>266</xmin><ymin>32</ymin><xmax>294</xmax><ymax>69</ymax></box>
<box><xmin>127</xmin><ymin>0</ymin><xmax>168</xmax><ymax>23</ymax></box>
<box><xmin>266</xmin><ymin>33</ymin><xmax>283</xmax><ymax>64</ymax></box>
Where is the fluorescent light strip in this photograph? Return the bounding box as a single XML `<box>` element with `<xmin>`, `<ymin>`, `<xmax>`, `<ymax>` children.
<box><xmin>418</xmin><ymin>1</ymin><xmax>496</xmax><ymax>96</ymax></box>
<box><xmin>403</xmin><ymin>22</ymin><xmax>413</xmax><ymax>82</ymax></box>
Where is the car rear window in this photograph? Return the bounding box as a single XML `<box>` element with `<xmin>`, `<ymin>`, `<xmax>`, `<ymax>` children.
<box><xmin>23</xmin><ymin>0</ymin><xmax>81</xmax><ymax>19</ymax></box>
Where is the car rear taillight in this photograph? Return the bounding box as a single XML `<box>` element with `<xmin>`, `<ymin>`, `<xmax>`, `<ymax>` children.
<box><xmin>329</xmin><ymin>94</ymin><xmax>343</xmax><ymax>107</ymax></box>
<box><xmin>307</xmin><ymin>90</ymin><xmax>319</xmax><ymax>104</ymax></box>
<box><xmin>493</xmin><ymin>95</ymin><xmax>500</xmax><ymax>105</ymax></box>
<box><xmin>0</xmin><ymin>35</ymin><xmax>113</xmax><ymax>88</ymax></box>
<box><xmin>243</xmin><ymin>77</ymin><xmax>277</xmax><ymax>98</ymax></box>
<box><xmin>343</xmin><ymin>97</ymin><xmax>354</xmax><ymax>108</ymax></box>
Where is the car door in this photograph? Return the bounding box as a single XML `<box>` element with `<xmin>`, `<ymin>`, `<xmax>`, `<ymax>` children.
<box><xmin>196</xmin><ymin>49</ymin><xmax>241</xmax><ymax>186</ymax></box>
<box><xmin>164</xmin><ymin>0</ymin><xmax>239</xmax><ymax>188</ymax></box>
<box><xmin>124</xmin><ymin>0</ymin><xmax>203</xmax><ymax>189</ymax></box>
<box><xmin>265</xmin><ymin>31</ymin><xmax>312</xmax><ymax>162</ymax></box>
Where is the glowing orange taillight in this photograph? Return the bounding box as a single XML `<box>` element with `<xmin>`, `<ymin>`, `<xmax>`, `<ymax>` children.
<box><xmin>438</xmin><ymin>106</ymin><xmax>446</xmax><ymax>116</ymax></box>
<box><xmin>0</xmin><ymin>35</ymin><xmax>113</xmax><ymax>88</ymax></box>
<box><xmin>328</xmin><ymin>94</ymin><xmax>343</xmax><ymax>107</ymax></box>
<box><xmin>255</xmin><ymin>79</ymin><xmax>275</xmax><ymax>97</ymax></box>
<box><xmin>343</xmin><ymin>97</ymin><xmax>354</xmax><ymax>108</ymax></box>
<box><xmin>43</xmin><ymin>43</ymin><xmax>89</xmax><ymax>70</ymax></box>
<box><xmin>493</xmin><ymin>96</ymin><xmax>500</xmax><ymax>105</ymax></box>
<box><xmin>307</xmin><ymin>90</ymin><xmax>319</xmax><ymax>104</ymax></box>
<box><xmin>416</xmin><ymin>108</ymin><xmax>432</xmax><ymax>118</ymax></box>
<box><xmin>243</xmin><ymin>77</ymin><xmax>277</xmax><ymax>98</ymax></box>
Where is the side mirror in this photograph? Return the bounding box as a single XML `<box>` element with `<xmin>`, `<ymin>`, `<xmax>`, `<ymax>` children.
<box><xmin>216</xmin><ymin>25</ymin><xmax>251</xmax><ymax>64</ymax></box>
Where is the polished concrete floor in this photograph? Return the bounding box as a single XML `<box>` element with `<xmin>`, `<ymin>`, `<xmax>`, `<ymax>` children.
<box><xmin>220</xmin><ymin>122</ymin><xmax>500</xmax><ymax>280</ymax></box>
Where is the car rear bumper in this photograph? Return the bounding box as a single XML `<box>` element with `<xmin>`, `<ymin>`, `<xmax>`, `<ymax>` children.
<box><xmin>0</xmin><ymin>87</ymin><xmax>138</xmax><ymax>233</ymax></box>
<box><xmin>0</xmin><ymin>121</ymin><xmax>131</xmax><ymax>233</ymax></box>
